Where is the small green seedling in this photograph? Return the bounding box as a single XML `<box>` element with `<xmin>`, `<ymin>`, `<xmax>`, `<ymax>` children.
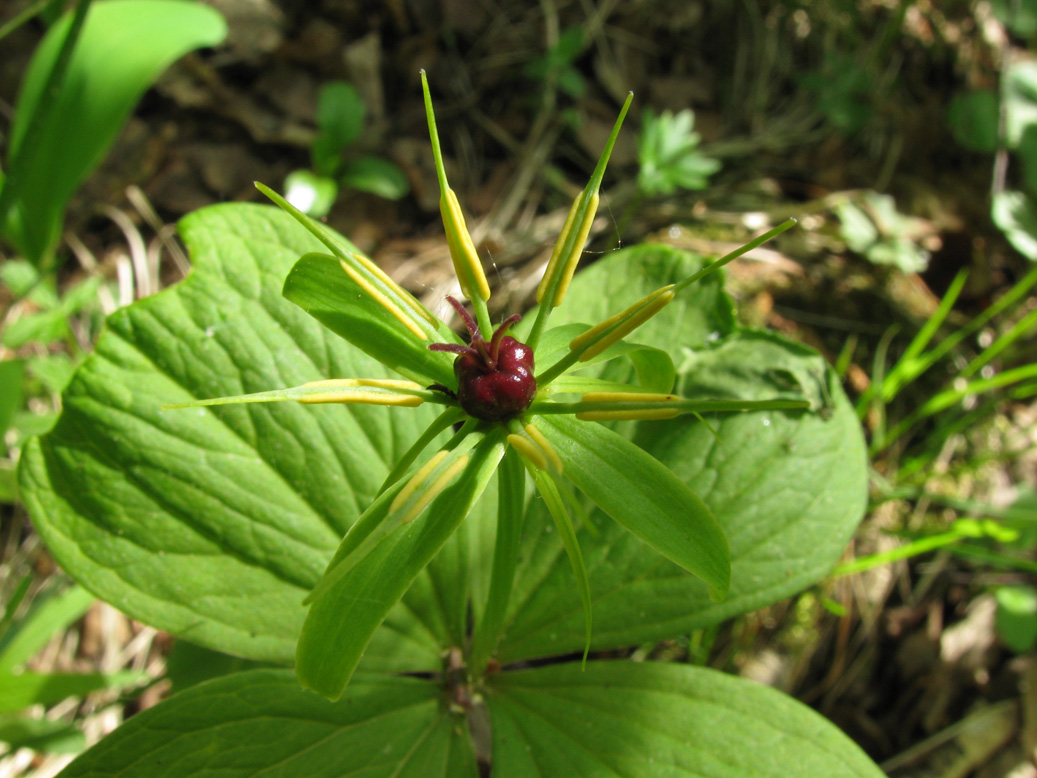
<box><xmin>284</xmin><ymin>81</ymin><xmax>409</xmax><ymax>218</ymax></box>
<box><xmin>835</xmin><ymin>191</ymin><xmax>929</xmax><ymax>273</ymax></box>
<box><xmin>637</xmin><ymin>108</ymin><xmax>721</xmax><ymax>197</ymax></box>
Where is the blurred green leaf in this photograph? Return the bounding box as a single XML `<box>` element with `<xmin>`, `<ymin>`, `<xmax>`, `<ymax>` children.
<box><xmin>0</xmin><ymin>360</ymin><xmax>24</xmax><ymax>438</ymax></box>
<box><xmin>947</xmin><ymin>90</ymin><xmax>1000</xmax><ymax>153</ymax></box>
<box><xmin>1005</xmin><ymin>61</ymin><xmax>1037</xmax><ymax>148</ymax></box>
<box><xmin>0</xmin><ymin>716</ymin><xmax>85</xmax><ymax>755</ymax></box>
<box><xmin>340</xmin><ymin>156</ymin><xmax>410</xmax><ymax>200</ymax></box>
<box><xmin>164</xmin><ymin>640</ymin><xmax>269</xmax><ymax>691</ymax></box>
<box><xmin>0</xmin><ymin>586</ymin><xmax>94</xmax><ymax>673</ymax></box>
<box><xmin>993</xmin><ymin>0</ymin><xmax>1037</xmax><ymax>38</ymax></box>
<box><xmin>311</xmin><ymin>81</ymin><xmax>366</xmax><ymax>176</ymax></box>
<box><xmin>26</xmin><ymin>353</ymin><xmax>76</xmax><ymax>395</ymax></box>
<box><xmin>0</xmin><ymin>671</ymin><xmax>146</xmax><ymax>714</ymax></box>
<box><xmin>993</xmin><ymin>189</ymin><xmax>1037</xmax><ymax>260</ymax></box>
<box><xmin>996</xmin><ymin>584</ymin><xmax>1037</xmax><ymax>653</ymax></box>
<box><xmin>638</xmin><ymin>109</ymin><xmax>720</xmax><ymax>196</ymax></box>
<box><xmin>283</xmin><ymin>169</ymin><xmax>338</xmax><ymax>218</ymax></box>
<box><xmin>1</xmin><ymin>276</ymin><xmax>101</xmax><ymax>348</ymax></box>
<box><xmin>2</xmin><ymin>0</ymin><xmax>226</xmax><ymax>263</ymax></box>
<box><xmin>524</xmin><ymin>25</ymin><xmax>587</xmax><ymax>98</ymax></box>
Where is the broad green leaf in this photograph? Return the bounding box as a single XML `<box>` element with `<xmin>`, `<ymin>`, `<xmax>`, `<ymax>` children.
<box><xmin>534</xmin><ymin>323</ymin><xmax>676</xmax><ymax>393</ymax></box>
<box><xmin>487</xmin><ymin>661</ymin><xmax>883</xmax><ymax>778</ymax></box>
<box><xmin>297</xmin><ymin>430</ymin><xmax>506</xmax><ymax>699</ymax></box>
<box><xmin>18</xmin><ymin>204</ymin><xmax>445</xmax><ymax>664</ymax></box>
<box><xmin>283</xmin><ymin>253</ymin><xmax>457</xmax><ymax>387</ymax></box>
<box><xmin>3</xmin><ymin>0</ymin><xmax>227</xmax><ymax>263</ymax></box>
<box><xmin>0</xmin><ymin>671</ymin><xmax>147</xmax><ymax>714</ymax></box>
<box><xmin>676</xmin><ymin>329</ymin><xmax>831</xmax><ymax>411</ymax></box>
<box><xmin>494</xmin><ymin>245</ymin><xmax>866</xmax><ymax>661</ymax></box>
<box><xmin>52</xmin><ymin>669</ymin><xmax>477</xmax><ymax>778</ymax></box>
<box><xmin>536</xmin><ymin>414</ymin><xmax>730</xmax><ymax>599</ymax></box>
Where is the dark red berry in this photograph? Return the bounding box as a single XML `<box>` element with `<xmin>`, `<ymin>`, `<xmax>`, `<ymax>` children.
<box><xmin>429</xmin><ymin>297</ymin><xmax>536</xmax><ymax>421</ymax></box>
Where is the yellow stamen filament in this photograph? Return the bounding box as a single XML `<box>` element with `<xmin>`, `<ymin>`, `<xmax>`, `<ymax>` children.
<box><xmin>338</xmin><ymin>260</ymin><xmax>428</xmax><ymax>340</ymax></box>
<box><xmin>536</xmin><ymin>197</ymin><xmax>580</xmax><ymax>304</ymax></box>
<box><xmin>551</xmin><ymin>191</ymin><xmax>599</xmax><ymax>308</ymax></box>
<box><xmin>581</xmin><ymin>392</ymin><xmax>680</xmax><ymax>403</ymax></box>
<box><xmin>569</xmin><ymin>286</ymin><xmax>676</xmax><ymax>361</ymax></box>
<box><xmin>297</xmin><ymin>379</ymin><xmax>425</xmax><ymax>406</ymax></box>
<box><xmin>389</xmin><ymin>450</ymin><xmax>448</xmax><ymax>515</ymax></box>
<box><xmin>506</xmin><ymin>433</ymin><xmax>548</xmax><ymax>471</ymax></box>
<box><xmin>441</xmin><ymin>189</ymin><xmax>491</xmax><ymax>302</ymax></box>
<box><xmin>524</xmin><ymin>423</ymin><xmax>563</xmax><ymax>473</ymax></box>
<box><xmin>391</xmin><ymin>453</ymin><xmax>470</xmax><ymax>524</ymax></box>
<box><xmin>351</xmin><ymin>252</ymin><xmax>438</xmax><ymax>326</ymax></box>
<box><xmin>577</xmin><ymin>408</ymin><xmax>682</xmax><ymax>421</ymax></box>
<box><xmin>576</xmin><ymin>392</ymin><xmax>682</xmax><ymax>421</ymax></box>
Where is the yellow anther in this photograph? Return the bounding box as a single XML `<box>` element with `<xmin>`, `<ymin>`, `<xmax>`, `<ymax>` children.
<box><xmin>351</xmin><ymin>252</ymin><xmax>438</xmax><ymax>326</ymax></box>
<box><xmin>569</xmin><ymin>286</ymin><xmax>676</xmax><ymax>361</ymax></box>
<box><xmin>389</xmin><ymin>450</ymin><xmax>449</xmax><ymax>516</ymax></box>
<box><xmin>537</xmin><ymin>197</ymin><xmax>580</xmax><ymax>305</ymax></box>
<box><xmin>551</xmin><ymin>191</ymin><xmax>599</xmax><ymax>307</ymax></box>
<box><xmin>297</xmin><ymin>379</ymin><xmax>425</xmax><ymax>406</ymax></box>
<box><xmin>441</xmin><ymin>189</ymin><xmax>491</xmax><ymax>302</ymax></box>
<box><xmin>581</xmin><ymin>392</ymin><xmax>679</xmax><ymax>403</ymax></box>
<box><xmin>392</xmin><ymin>453</ymin><xmax>470</xmax><ymax>524</ymax></box>
<box><xmin>338</xmin><ymin>260</ymin><xmax>428</xmax><ymax>340</ymax></box>
<box><xmin>523</xmin><ymin>423</ymin><xmax>563</xmax><ymax>473</ymax></box>
<box><xmin>576</xmin><ymin>392</ymin><xmax>682</xmax><ymax>421</ymax></box>
<box><xmin>577</xmin><ymin>408</ymin><xmax>681</xmax><ymax>421</ymax></box>
<box><xmin>507</xmin><ymin>433</ymin><xmax>548</xmax><ymax>471</ymax></box>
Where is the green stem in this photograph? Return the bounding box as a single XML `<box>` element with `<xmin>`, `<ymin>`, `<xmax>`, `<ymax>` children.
<box><xmin>0</xmin><ymin>0</ymin><xmax>51</xmax><ymax>42</ymax></box>
<box><xmin>830</xmin><ymin>529</ymin><xmax>968</xmax><ymax>577</ymax></box>
<box><xmin>672</xmin><ymin>218</ymin><xmax>798</xmax><ymax>294</ymax></box>
<box><xmin>468</xmin><ymin>449</ymin><xmax>526</xmax><ymax>679</ymax></box>
<box><xmin>529</xmin><ymin>398</ymin><xmax>810</xmax><ymax>416</ymax></box>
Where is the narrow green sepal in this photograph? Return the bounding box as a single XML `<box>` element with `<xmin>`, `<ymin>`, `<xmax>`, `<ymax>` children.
<box><xmin>282</xmin><ymin>253</ymin><xmax>458</xmax><ymax>387</ymax></box>
<box><xmin>527</xmin><ymin>92</ymin><xmax>634</xmax><ymax>348</ymax></box>
<box><xmin>296</xmin><ymin>428</ymin><xmax>507</xmax><ymax>700</ymax></box>
<box><xmin>535</xmin><ymin>414</ymin><xmax>730</xmax><ymax>599</ymax></box>
<box><xmin>161</xmin><ymin>378</ymin><xmax>439</xmax><ymax>410</ymax></box>
<box><xmin>531</xmin><ymin>467</ymin><xmax>592</xmax><ymax>669</ymax></box>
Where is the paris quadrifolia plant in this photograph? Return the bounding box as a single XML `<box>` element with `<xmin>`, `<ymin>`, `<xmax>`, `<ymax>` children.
<box><xmin>20</xmin><ymin>71</ymin><xmax>880</xmax><ymax>776</ymax></box>
<box><xmin>165</xmin><ymin>72</ymin><xmax>800</xmax><ymax>699</ymax></box>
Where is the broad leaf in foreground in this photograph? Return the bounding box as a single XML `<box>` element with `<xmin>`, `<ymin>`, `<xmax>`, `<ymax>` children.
<box><xmin>487</xmin><ymin>662</ymin><xmax>884</xmax><ymax>778</ymax></box>
<box><xmin>51</xmin><ymin>669</ymin><xmax>477</xmax><ymax>778</ymax></box>
<box><xmin>494</xmin><ymin>246</ymin><xmax>867</xmax><ymax>661</ymax></box>
<box><xmin>19</xmin><ymin>205</ymin><xmax>443</xmax><ymax>663</ymax></box>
